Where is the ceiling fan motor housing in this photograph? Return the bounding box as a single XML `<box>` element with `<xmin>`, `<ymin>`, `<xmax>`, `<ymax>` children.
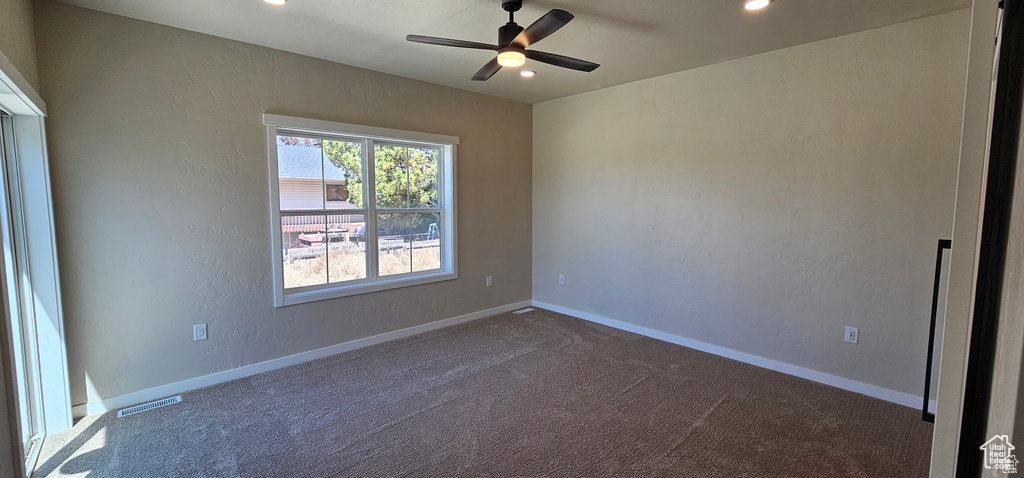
<box><xmin>499</xmin><ymin>22</ymin><xmax>525</xmax><ymax>47</ymax></box>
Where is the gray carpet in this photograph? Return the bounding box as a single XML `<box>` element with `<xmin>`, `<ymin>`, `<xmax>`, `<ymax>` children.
<box><xmin>35</xmin><ymin>308</ymin><xmax>933</xmax><ymax>477</ymax></box>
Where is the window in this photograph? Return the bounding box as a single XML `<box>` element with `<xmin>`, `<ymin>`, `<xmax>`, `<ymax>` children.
<box><xmin>264</xmin><ymin>114</ymin><xmax>458</xmax><ymax>306</ymax></box>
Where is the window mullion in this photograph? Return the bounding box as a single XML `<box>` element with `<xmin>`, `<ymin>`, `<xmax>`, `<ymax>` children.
<box><xmin>366</xmin><ymin>139</ymin><xmax>379</xmax><ymax>281</ymax></box>
<box><xmin>404</xmin><ymin>148</ymin><xmax>412</xmax><ymax>273</ymax></box>
<box><xmin>319</xmin><ymin>145</ymin><xmax>328</xmax><ymax>283</ymax></box>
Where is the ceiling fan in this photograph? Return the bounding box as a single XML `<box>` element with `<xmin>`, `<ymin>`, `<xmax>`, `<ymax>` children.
<box><xmin>406</xmin><ymin>0</ymin><xmax>600</xmax><ymax>81</ymax></box>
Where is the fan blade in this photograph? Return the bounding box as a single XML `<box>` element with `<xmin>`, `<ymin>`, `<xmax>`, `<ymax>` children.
<box><xmin>406</xmin><ymin>35</ymin><xmax>499</xmax><ymax>51</ymax></box>
<box><xmin>512</xmin><ymin>9</ymin><xmax>574</xmax><ymax>48</ymax></box>
<box><xmin>471</xmin><ymin>58</ymin><xmax>502</xmax><ymax>81</ymax></box>
<box><xmin>525</xmin><ymin>50</ymin><xmax>599</xmax><ymax>72</ymax></box>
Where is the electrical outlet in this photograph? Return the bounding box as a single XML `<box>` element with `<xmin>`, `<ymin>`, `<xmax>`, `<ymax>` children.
<box><xmin>844</xmin><ymin>326</ymin><xmax>858</xmax><ymax>344</ymax></box>
<box><xmin>486</xmin><ymin>276</ymin><xmax>492</xmax><ymax>287</ymax></box>
<box><xmin>559</xmin><ymin>274</ymin><xmax>565</xmax><ymax>285</ymax></box>
<box><xmin>194</xmin><ymin>323</ymin><xmax>207</xmax><ymax>341</ymax></box>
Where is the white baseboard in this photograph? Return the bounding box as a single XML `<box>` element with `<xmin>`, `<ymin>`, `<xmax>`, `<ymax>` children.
<box><xmin>72</xmin><ymin>300</ymin><xmax>533</xmax><ymax>418</ymax></box>
<box><xmin>532</xmin><ymin>300</ymin><xmax>937</xmax><ymax>411</ymax></box>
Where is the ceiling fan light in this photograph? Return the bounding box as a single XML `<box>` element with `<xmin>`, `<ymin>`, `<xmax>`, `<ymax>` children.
<box><xmin>744</xmin><ymin>0</ymin><xmax>770</xmax><ymax>10</ymax></box>
<box><xmin>497</xmin><ymin>50</ymin><xmax>526</xmax><ymax>67</ymax></box>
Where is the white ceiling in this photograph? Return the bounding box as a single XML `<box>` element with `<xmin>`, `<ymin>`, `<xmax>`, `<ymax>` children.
<box><xmin>56</xmin><ymin>0</ymin><xmax>970</xmax><ymax>104</ymax></box>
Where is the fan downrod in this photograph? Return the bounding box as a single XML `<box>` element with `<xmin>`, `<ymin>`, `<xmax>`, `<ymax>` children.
<box><xmin>498</xmin><ymin>0</ymin><xmax>525</xmax><ymax>46</ymax></box>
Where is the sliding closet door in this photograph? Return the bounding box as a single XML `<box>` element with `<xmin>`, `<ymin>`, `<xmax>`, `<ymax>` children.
<box><xmin>957</xmin><ymin>0</ymin><xmax>1024</xmax><ymax>474</ymax></box>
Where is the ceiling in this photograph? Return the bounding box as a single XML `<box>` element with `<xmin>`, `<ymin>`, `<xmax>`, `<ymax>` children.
<box><xmin>56</xmin><ymin>0</ymin><xmax>971</xmax><ymax>104</ymax></box>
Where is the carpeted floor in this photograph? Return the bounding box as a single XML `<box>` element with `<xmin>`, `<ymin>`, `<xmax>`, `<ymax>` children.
<box><xmin>35</xmin><ymin>308</ymin><xmax>933</xmax><ymax>477</ymax></box>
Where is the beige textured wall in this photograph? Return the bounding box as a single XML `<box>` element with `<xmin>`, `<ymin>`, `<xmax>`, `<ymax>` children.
<box><xmin>34</xmin><ymin>2</ymin><xmax>532</xmax><ymax>406</ymax></box>
<box><xmin>533</xmin><ymin>10</ymin><xmax>970</xmax><ymax>397</ymax></box>
<box><xmin>0</xmin><ymin>0</ymin><xmax>39</xmax><ymax>92</ymax></box>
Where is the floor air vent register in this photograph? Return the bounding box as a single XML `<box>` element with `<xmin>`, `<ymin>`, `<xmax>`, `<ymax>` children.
<box><xmin>117</xmin><ymin>395</ymin><xmax>182</xmax><ymax>418</ymax></box>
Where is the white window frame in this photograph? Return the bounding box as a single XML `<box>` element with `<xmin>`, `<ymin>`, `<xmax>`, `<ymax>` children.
<box><xmin>264</xmin><ymin>114</ymin><xmax>458</xmax><ymax>307</ymax></box>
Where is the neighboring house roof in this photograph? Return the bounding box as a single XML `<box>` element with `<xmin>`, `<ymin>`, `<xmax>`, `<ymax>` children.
<box><xmin>277</xmin><ymin>144</ymin><xmax>349</xmax><ymax>181</ymax></box>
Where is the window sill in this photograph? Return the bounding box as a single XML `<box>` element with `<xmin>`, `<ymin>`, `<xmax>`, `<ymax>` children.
<box><xmin>277</xmin><ymin>270</ymin><xmax>457</xmax><ymax>307</ymax></box>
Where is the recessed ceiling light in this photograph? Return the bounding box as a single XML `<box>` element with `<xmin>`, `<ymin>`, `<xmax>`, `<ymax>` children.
<box><xmin>264</xmin><ymin>0</ymin><xmax>286</xmax><ymax>5</ymax></box>
<box><xmin>744</xmin><ymin>0</ymin><xmax>770</xmax><ymax>10</ymax></box>
<box><xmin>520</xmin><ymin>70</ymin><xmax>536</xmax><ymax>78</ymax></box>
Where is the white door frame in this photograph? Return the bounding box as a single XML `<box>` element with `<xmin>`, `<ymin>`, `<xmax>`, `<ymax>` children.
<box><xmin>0</xmin><ymin>47</ymin><xmax>72</xmax><ymax>449</ymax></box>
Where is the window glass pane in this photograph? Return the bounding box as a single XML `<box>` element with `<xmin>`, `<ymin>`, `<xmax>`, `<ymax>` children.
<box><xmin>374</xmin><ymin>144</ymin><xmax>410</xmax><ymax>209</ymax></box>
<box><xmin>323</xmin><ymin>140</ymin><xmax>364</xmax><ymax>209</ymax></box>
<box><xmin>377</xmin><ymin>213</ymin><xmax>412</xmax><ymax>276</ymax></box>
<box><xmin>409</xmin><ymin>148</ymin><xmax>439</xmax><ymax>208</ymax></box>
<box><xmin>411</xmin><ymin>212</ymin><xmax>441</xmax><ymax>273</ymax></box>
<box><xmin>277</xmin><ymin>136</ymin><xmax>324</xmax><ymax>211</ymax></box>
<box><xmin>328</xmin><ymin>214</ymin><xmax>367</xmax><ymax>283</ymax></box>
<box><xmin>281</xmin><ymin>214</ymin><xmax>328</xmax><ymax>288</ymax></box>
<box><xmin>376</xmin><ymin>213</ymin><xmax>441</xmax><ymax>276</ymax></box>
